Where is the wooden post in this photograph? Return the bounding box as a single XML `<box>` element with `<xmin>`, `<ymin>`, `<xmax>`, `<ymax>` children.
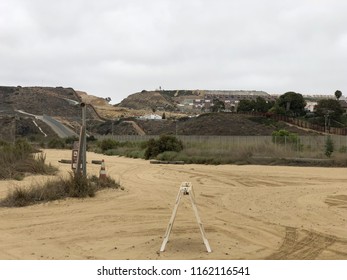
<box><xmin>160</xmin><ymin>182</ymin><xmax>212</xmax><ymax>253</ymax></box>
<box><xmin>76</xmin><ymin>102</ymin><xmax>87</xmax><ymax>177</ymax></box>
<box><xmin>81</xmin><ymin>103</ymin><xmax>87</xmax><ymax>177</ymax></box>
<box><xmin>75</xmin><ymin>125</ymin><xmax>85</xmax><ymax>175</ymax></box>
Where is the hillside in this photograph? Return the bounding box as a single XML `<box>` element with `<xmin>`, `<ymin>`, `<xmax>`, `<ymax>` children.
<box><xmin>117</xmin><ymin>90</ymin><xmax>202</xmax><ymax>111</ymax></box>
<box><xmin>0</xmin><ymin>116</ymin><xmax>56</xmax><ymax>142</ymax></box>
<box><xmin>76</xmin><ymin>91</ymin><xmax>149</xmax><ymax>119</ymax></box>
<box><xmin>94</xmin><ymin>113</ymin><xmax>319</xmax><ymax>136</ymax></box>
<box><xmin>116</xmin><ymin>89</ymin><xmax>271</xmax><ymax>112</ymax></box>
<box><xmin>0</xmin><ymin>86</ymin><xmax>102</xmax><ymax>139</ymax></box>
<box><xmin>0</xmin><ymin>87</ymin><xmax>322</xmax><ymax>139</ymax></box>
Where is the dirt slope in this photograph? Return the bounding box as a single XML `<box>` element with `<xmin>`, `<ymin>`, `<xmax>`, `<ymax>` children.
<box><xmin>133</xmin><ymin>113</ymin><xmax>318</xmax><ymax>136</ymax></box>
<box><xmin>0</xmin><ymin>149</ymin><xmax>346</xmax><ymax>260</ymax></box>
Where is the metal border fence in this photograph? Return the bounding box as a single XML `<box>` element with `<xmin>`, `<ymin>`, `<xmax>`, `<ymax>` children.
<box><xmin>96</xmin><ymin>134</ymin><xmax>347</xmax><ymax>153</ymax></box>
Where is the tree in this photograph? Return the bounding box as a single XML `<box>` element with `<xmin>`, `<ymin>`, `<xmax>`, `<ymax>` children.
<box><xmin>335</xmin><ymin>90</ymin><xmax>342</xmax><ymax>100</ymax></box>
<box><xmin>254</xmin><ymin>97</ymin><xmax>274</xmax><ymax>113</ymax></box>
<box><xmin>315</xmin><ymin>99</ymin><xmax>343</xmax><ymax>121</ymax></box>
<box><xmin>276</xmin><ymin>92</ymin><xmax>306</xmax><ymax>116</ymax></box>
<box><xmin>237</xmin><ymin>97</ymin><xmax>274</xmax><ymax>113</ymax></box>
<box><xmin>237</xmin><ymin>100</ymin><xmax>254</xmax><ymax>112</ymax></box>
<box><xmin>210</xmin><ymin>98</ymin><xmax>225</xmax><ymax>112</ymax></box>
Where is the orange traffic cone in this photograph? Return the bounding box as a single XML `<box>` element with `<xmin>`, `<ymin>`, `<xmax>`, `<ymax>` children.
<box><xmin>99</xmin><ymin>159</ymin><xmax>107</xmax><ymax>180</ymax></box>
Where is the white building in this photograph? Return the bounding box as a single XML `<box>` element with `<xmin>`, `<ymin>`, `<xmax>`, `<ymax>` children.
<box><xmin>305</xmin><ymin>101</ymin><xmax>317</xmax><ymax>112</ymax></box>
<box><xmin>138</xmin><ymin>114</ymin><xmax>162</xmax><ymax>120</ymax></box>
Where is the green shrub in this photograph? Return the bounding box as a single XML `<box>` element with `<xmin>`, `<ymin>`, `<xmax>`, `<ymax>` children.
<box><xmin>64</xmin><ymin>136</ymin><xmax>79</xmax><ymax>145</ymax></box>
<box><xmin>98</xmin><ymin>139</ymin><xmax>119</xmax><ymax>152</ymax></box>
<box><xmin>48</xmin><ymin>138</ymin><xmax>66</xmax><ymax>149</ymax></box>
<box><xmin>144</xmin><ymin>135</ymin><xmax>183</xmax><ymax>159</ymax></box>
<box><xmin>325</xmin><ymin>136</ymin><xmax>334</xmax><ymax>157</ymax></box>
<box><xmin>156</xmin><ymin>151</ymin><xmax>179</xmax><ymax>161</ymax></box>
<box><xmin>125</xmin><ymin>150</ymin><xmax>145</xmax><ymax>159</ymax></box>
<box><xmin>339</xmin><ymin>145</ymin><xmax>347</xmax><ymax>153</ymax></box>
<box><xmin>272</xmin><ymin>129</ymin><xmax>298</xmax><ymax>144</ymax></box>
<box><xmin>272</xmin><ymin>129</ymin><xmax>302</xmax><ymax>151</ymax></box>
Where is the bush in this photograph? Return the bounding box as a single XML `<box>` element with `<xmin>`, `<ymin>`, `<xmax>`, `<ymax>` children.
<box><xmin>156</xmin><ymin>151</ymin><xmax>179</xmax><ymax>161</ymax></box>
<box><xmin>64</xmin><ymin>136</ymin><xmax>79</xmax><ymax>145</ymax></box>
<box><xmin>339</xmin><ymin>146</ymin><xmax>347</xmax><ymax>153</ymax></box>
<box><xmin>325</xmin><ymin>136</ymin><xmax>334</xmax><ymax>157</ymax></box>
<box><xmin>144</xmin><ymin>135</ymin><xmax>183</xmax><ymax>160</ymax></box>
<box><xmin>48</xmin><ymin>138</ymin><xmax>66</xmax><ymax>149</ymax></box>
<box><xmin>272</xmin><ymin>129</ymin><xmax>299</xmax><ymax>145</ymax></box>
<box><xmin>98</xmin><ymin>139</ymin><xmax>119</xmax><ymax>152</ymax></box>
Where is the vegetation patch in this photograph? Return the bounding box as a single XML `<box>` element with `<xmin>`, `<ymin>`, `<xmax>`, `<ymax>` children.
<box><xmin>325</xmin><ymin>136</ymin><xmax>334</xmax><ymax>157</ymax></box>
<box><xmin>0</xmin><ymin>139</ymin><xmax>57</xmax><ymax>180</ymax></box>
<box><xmin>272</xmin><ymin>129</ymin><xmax>301</xmax><ymax>149</ymax></box>
<box><xmin>144</xmin><ymin>135</ymin><xmax>183</xmax><ymax>159</ymax></box>
<box><xmin>0</xmin><ymin>173</ymin><xmax>121</xmax><ymax>208</ymax></box>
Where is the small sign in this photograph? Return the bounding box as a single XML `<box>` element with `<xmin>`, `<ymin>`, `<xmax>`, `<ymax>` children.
<box><xmin>71</xmin><ymin>141</ymin><xmax>79</xmax><ymax>170</ymax></box>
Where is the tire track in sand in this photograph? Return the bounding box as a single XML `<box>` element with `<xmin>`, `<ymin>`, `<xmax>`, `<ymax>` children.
<box><xmin>267</xmin><ymin>227</ymin><xmax>336</xmax><ymax>260</ymax></box>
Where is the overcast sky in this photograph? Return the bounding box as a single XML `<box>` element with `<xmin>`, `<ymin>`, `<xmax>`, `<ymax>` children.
<box><xmin>1</xmin><ymin>0</ymin><xmax>346</xmax><ymax>103</ymax></box>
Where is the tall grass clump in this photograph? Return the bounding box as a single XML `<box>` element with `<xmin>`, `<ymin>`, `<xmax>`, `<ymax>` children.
<box><xmin>0</xmin><ymin>173</ymin><xmax>121</xmax><ymax>207</ymax></box>
<box><xmin>0</xmin><ymin>139</ymin><xmax>57</xmax><ymax>180</ymax></box>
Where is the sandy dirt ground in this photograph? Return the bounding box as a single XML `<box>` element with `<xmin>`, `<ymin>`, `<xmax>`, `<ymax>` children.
<box><xmin>0</xmin><ymin>149</ymin><xmax>346</xmax><ymax>260</ymax></box>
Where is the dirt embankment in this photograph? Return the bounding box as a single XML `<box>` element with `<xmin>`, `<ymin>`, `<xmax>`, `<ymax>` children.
<box><xmin>115</xmin><ymin>113</ymin><xmax>320</xmax><ymax>136</ymax></box>
<box><xmin>0</xmin><ymin>149</ymin><xmax>346</xmax><ymax>260</ymax></box>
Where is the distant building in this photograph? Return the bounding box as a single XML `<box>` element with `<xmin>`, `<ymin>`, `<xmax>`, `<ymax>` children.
<box><xmin>338</xmin><ymin>100</ymin><xmax>347</xmax><ymax>114</ymax></box>
<box><xmin>176</xmin><ymin>90</ymin><xmax>275</xmax><ymax>112</ymax></box>
<box><xmin>305</xmin><ymin>101</ymin><xmax>318</xmax><ymax>112</ymax></box>
<box><xmin>138</xmin><ymin>114</ymin><xmax>162</xmax><ymax>120</ymax></box>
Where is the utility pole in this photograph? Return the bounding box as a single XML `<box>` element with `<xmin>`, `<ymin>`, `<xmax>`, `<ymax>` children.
<box><xmin>324</xmin><ymin>110</ymin><xmax>333</xmax><ymax>134</ymax></box>
<box><xmin>76</xmin><ymin>102</ymin><xmax>87</xmax><ymax>177</ymax></box>
<box><xmin>12</xmin><ymin>115</ymin><xmax>16</xmax><ymax>144</ymax></box>
<box><xmin>175</xmin><ymin>119</ymin><xmax>178</xmax><ymax>136</ymax></box>
<box><xmin>82</xmin><ymin>103</ymin><xmax>87</xmax><ymax>177</ymax></box>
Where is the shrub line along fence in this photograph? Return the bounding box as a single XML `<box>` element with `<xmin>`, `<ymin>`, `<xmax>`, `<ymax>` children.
<box><xmin>96</xmin><ymin>134</ymin><xmax>347</xmax><ymax>153</ymax></box>
<box><xmin>236</xmin><ymin>112</ymin><xmax>347</xmax><ymax>135</ymax></box>
<box><xmin>270</xmin><ymin>114</ymin><xmax>347</xmax><ymax>135</ymax></box>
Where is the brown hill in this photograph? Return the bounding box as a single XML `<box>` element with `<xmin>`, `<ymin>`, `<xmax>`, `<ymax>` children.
<box><xmin>0</xmin><ymin>86</ymin><xmax>102</xmax><ymax>138</ymax></box>
<box><xmin>118</xmin><ymin>91</ymin><xmax>175</xmax><ymax>111</ymax></box>
<box><xmin>76</xmin><ymin>91</ymin><xmax>152</xmax><ymax>119</ymax></box>
<box><xmin>117</xmin><ymin>90</ymin><xmax>202</xmax><ymax>111</ymax></box>
<box><xmin>0</xmin><ymin>86</ymin><xmax>101</xmax><ymax>120</ymax></box>
<box><xmin>95</xmin><ymin>113</ymin><xmax>319</xmax><ymax>136</ymax></box>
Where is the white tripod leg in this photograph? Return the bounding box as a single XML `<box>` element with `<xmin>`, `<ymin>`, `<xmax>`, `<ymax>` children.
<box><xmin>160</xmin><ymin>188</ymin><xmax>184</xmax><ymax>252</ymax></box>
<box><xmin>189</xmin><ymin>189</ymin><xmax>212</xmax><ymax>253</ymax></box>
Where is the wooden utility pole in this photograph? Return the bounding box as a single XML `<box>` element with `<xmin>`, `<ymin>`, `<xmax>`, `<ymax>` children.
<box><xmin>76</xmin><ymin>102</ymin><xmax>87</xmax><ymax>176</ymax></box>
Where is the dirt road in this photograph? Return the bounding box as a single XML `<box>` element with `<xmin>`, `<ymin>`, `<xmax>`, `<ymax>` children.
<box><xmin>0</xmin><ymin>149</ymin><xmax>346</xmax><ymax>260</ymax></box>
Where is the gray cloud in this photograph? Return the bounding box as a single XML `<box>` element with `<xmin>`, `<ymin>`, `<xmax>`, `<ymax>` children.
<box><xmin>1</xmin><ymin>0</ymin><xmax>346</xmax><ymax>102</ymax></box>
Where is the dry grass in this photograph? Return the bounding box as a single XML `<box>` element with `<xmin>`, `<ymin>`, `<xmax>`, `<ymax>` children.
<box><xmin>0</xmin><ymin>173</ymin><xmax>121</xmax><ymax>207</ymax></box>
<box><xmin>0</xmin><ymin>140</ymin><xmax>57</xmax><ymax>180</ymax></box>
